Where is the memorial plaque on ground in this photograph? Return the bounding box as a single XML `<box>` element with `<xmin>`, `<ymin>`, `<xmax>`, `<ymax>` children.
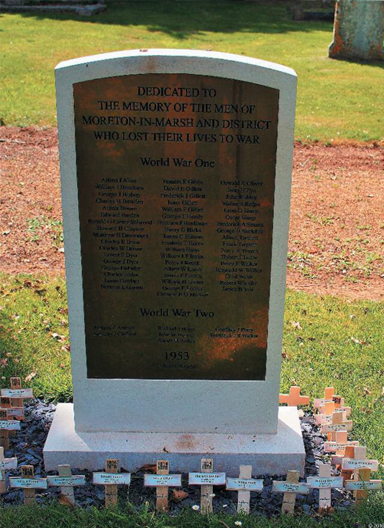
<box><xmin>45</xmin><ymin>50</ymin><xmax>302</xmax><ymax>474</ymax></box>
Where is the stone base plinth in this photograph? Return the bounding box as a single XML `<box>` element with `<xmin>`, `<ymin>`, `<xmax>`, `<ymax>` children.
<box><xmin>44</xmin><ymin>404</ymin><xmax>305</xmax><ymax>476</ymax></box>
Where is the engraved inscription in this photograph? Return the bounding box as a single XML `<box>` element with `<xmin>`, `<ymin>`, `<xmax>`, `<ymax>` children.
<box><xmin>74</xmin><ymin>74</ymin><xmax>279</xmax><ymax>380</ymax></box>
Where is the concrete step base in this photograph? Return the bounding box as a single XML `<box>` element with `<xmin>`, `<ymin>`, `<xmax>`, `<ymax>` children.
<box><xmin>44</xmin><ymin>403</ymin><xmax>306</xmax><ymax>476</ymax></box>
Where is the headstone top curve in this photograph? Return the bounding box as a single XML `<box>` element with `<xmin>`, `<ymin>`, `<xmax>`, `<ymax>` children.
<box><xmin>55</xmin><ymin>49</ymin><xmax>297</xmax><ymax>79</ymax></box>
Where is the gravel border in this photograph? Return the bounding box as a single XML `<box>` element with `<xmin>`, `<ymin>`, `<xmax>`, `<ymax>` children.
<box><xmin>0</xmin><ymin>400</ymin><xmax>354</xmax><ymax>516</ymax></box>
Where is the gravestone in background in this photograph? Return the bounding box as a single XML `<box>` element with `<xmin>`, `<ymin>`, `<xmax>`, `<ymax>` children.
<box><xmin>44</xmin><ymin>49</ymin><xmax>305</xmax><ymax>475</ymax></box>
<box><xmin>329</xmin><ymin>0</ymin><xmax>384</xmax><ymax>60</ymax></box>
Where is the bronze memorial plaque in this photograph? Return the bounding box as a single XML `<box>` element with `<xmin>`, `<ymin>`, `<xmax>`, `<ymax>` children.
<box><xmin>73</xmin><ymin>73</ymin><xmax>279</xmax><ymax>380</ymax></box>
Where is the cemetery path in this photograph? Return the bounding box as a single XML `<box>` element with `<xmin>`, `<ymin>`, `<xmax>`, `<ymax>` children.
<box><xmin>1</xmin><ymin>127</ymin><xmax>383</xmax><ymax>301</ymax></box>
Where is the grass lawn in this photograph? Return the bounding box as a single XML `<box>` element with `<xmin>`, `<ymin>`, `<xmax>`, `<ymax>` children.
<box><xmin>0</xmin><ymin>1</ymin><xmax>383</xmax><ymax>141</ymax></box>
<box><xmin>1</xmin><ymin>5</ymin><xmax>383</xmax><ymax>524</ymax></box>
<box><xmin>1</xmin><ymin>497</ymin><xmax>384</xmax><ymax>528</ymax></box>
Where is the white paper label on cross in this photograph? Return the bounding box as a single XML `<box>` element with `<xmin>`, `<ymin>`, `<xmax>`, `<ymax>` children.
<box><xmin>334</xmin><ymin>407</ymin><xmax>351</xmax><ymax>415</ymax></box>
<box><xmin>226</xmin><ymin>477</ymin><xmax>263</xmax><ymax>491</ymax></box>
<box><xmin>144</xmin><ymin>474</ymin><xmax>181</xmax><ymax>487</ymax></box>
<box><xmin>47</xmin><ymin>475</ymin><xmax>86</xmax><ymax>487</ymax></box>
<box><xmin>315</xmin><ymin>414</ymin><xmax>331</xmax><ymax>425</ymax></box>
<box><xmin>324</xmin><ymin>441</ymin><xmax>358</xmax><ymax>452</ymax></box>
<box><xmin>345</xmin><ymin>480</ymin><xmax>382</xmax><ymax>491</ymax></box>
<box><xmin>0</xmin><ymin>448</ymin><xmax>12</xmax><ymax>493</ymax></box>
<box><xmin>1</xmin><ymin>389</ymin><xmax>33</xmax><ymax>399</ymax></box>
<box><xmin>0</xmin><ymin>457</ymin><xmax>18</xmax><ymax>470</ymax></box>
<box><xmin>321</xmin><ymin>422</ymin><xmax>352</xmax><ymax>433</ymax></box>
<box><xmin>0</xmin><ymin>420</ymin><xmax>21</xmax><ymax>431</ymax></box>
<box><xmin>189</xmin><ymin>472</ymin><xmax>226</xmax><ymax>485</ymax></box>
<box><xmin>341</xmin><ymin>458</ymin><xmax>378</xmax><ymax>471</ymax></box>
<box><xmin>9</xmin><ymin>477</ymin><xmax>48</xmax><ymax>489</ymax></box>
<box><xmin>307</xmin><ymin>476</ymin><xmax>343</xmax><ymax>489</ymax></box>
<box><xmin>93</xmin><ymin>473</ymin><xmax>131</xmax><ymax>485</ymax></box>
<box><xmin>314</xmin><ymin>398</ymin><xmax>333</xmax><ymax>407</ymax></box>
<box><xmin>2</xmin><ymin>407</ymin><xmax>24</xmax><ymax>418</ymax></box>
<box><xmin>272</xmin><ymin>481</ymin><xmax>310</xmax><ymax>494</ymax></box>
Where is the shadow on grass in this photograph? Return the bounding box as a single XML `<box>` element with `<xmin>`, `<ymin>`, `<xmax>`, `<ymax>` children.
<box><xmin>0</xmin><ymin>0</ymin><xmax>334</xmax><ymax>38</ymax></box>
<box><xmin>0</xmin><ymin>274</ymin><xmax>73</xmax><ymax>403</ymax></box>
<box><xmin>328</xmin><ymin>55</ymin><xmax>384</xmax><ymax>70</ymax></box>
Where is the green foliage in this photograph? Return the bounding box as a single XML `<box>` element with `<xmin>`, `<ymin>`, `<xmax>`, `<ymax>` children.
<box><xmin>0</xmin><ymin>2</ymin><xmax>383</xmax><ymax>140</ymax></box>
<box><xmin>0</xmin><ymin>274</ymin><xmax>72</xmax><ymax>401</ymax></box>
<box><xmin>283</xmin><ymin>290</ymin><xmax>384</xmax><ymax>468</ymax></box>
<box><xmin>0</xmin><ymin>496</ymin><xmax>384</xmax><ymax>528</ymax></box>
<box><xmin>27</xmin><ymin>216</ymin><xmax>64</xmax><ymax>247</ymax></box>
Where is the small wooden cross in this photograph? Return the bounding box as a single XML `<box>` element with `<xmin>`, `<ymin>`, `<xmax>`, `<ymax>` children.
<box><xmin>1</xmin><ymin>377</ymin><xmax>33</xmax><ymax>410</ymax></box>
<box><xmin>279</xmin><ymin>386</ymin><xmax>310</xmax><ymax>406</ymax></box>
<box><xmin>104</xmin><ymin>459</ymin><xmax>118</xmax><ymax>508</ymax></box>
<box><xmin>335</xmin><ymin>405</ymin><xmax>351</xmax><ymax>416</ymax></box>
<box><xmin>321</xmin><ymin>411</ymin><xmax>353</xmax><ymax>441</ymax></box>
<box><xmin>341</xmin><ymin>445</ymin><xmax>378</xmax><ymax>484</ymax></box>
<box><xmin>316</xmin><ymin>404</ymin><xmax>351</xmax><ymax>425</ymax></box>
<box><xmin>345</xmin><ymin>470</ymin><xmax>382</xmax><ymax>503</ymax></box>
<box><xmin>47</xmin><ymin>464</ymin><xmax>86</xmax><ymax>506</ymax></box>
<box><xmin>189</xmin><ymin>459</ymin><xmax>226</xmax><ymax>515</ymax></box>
<box><xmin>324</xmin><ymin>431</ymin><xmax>359</xmax><ymax>454</ymax></box>
<box><xmin>314</xmin><ymin>387</ymin><xmax>335</xmax><ymax>409</ymax></box>
<box><xmin>331</xmin><ymin>394</ymin><xmax>345</xmax><ymax>408</ymax></box>
<box><xmin>0</xmin><ymin>408</ymin><xmax>21</xmax><ymax>450</ymax></box>
<box><xmin>1</xmin><ymin>378</ymin><xmax>32</xmax><ymax>438</ymax></box>
<box><xmin>342</xmin><ymin>446</ymin><xmax>379</xmax><ymax>505</ymax></box>
<box><xmin>330</xmin><ymin>433</ymin><xmax>358</xmax><ymax>466</ymax></box>
<box><xmin>307</xmin><ymin>463</ymin><xmax>343</xmax><ymax>511</ymax></box>
<box><xmin>0</xmin><ymin>409</ymin><xmax>9</xmax><ymax>451</ymax></box>
<box><xmin>9</xmin><ymin>465</ymin><xmax>47</xmax><ymax>505</ymax></box>
<box><xmin>272</xmin><ymin>470</ymin><xmax>310</xmax><ymax>514</ymax></box>
<box><xmin>342</xmin><ymin>450</ymin><xmax>378</xmax><ymax>473</ymax></box>
<box><xmin>0</xmin><ymin>397</ymin><xmax>24</xmax><ymax>420</ymax></box>
<box><xmin>155</xmin><ymin>460</ymin><xmax>170</xmax><ymax>512</ymax></box>
<box><xmin>0</xmin><ymin>447</ymin><xmax>17</xmax><ymax>494</ymax></box>
<box><xmin>334</xmin><ymin>443</ymin><xmax>357</xmax><ymax>476</ymax></box>
<box><xmin>226</xmin><ymin>465</ymin><xmax>263</xmax><ymax>514</ymax></box>
<box><xmin>314</xmin><ymin>401</ymin><xmax>336</xmax><ymax>425</ymax></box>
<box><xmin>314</xmin><ymin>388</ymin><xmax>345</xmax><ymax>411</ymax></box>
<box><xmin>144</xmin><ymin>460</ymin><xmax>182</xmax><ymax>512</ymax></box>
<box><xmin>93</xmin><ymin>459</ymin><xmax>131</xmax><ymax>508</ymax></box>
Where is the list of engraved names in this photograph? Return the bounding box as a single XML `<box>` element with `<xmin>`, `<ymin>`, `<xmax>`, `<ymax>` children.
<box><xmin>74</xmin><ymin>73</ymin><xmax>279</xmax><ymax>380</ymax></box>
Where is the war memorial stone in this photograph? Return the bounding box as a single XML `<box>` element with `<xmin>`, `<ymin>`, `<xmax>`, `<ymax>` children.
<box><xmin>44</xmin><ymin>49</ymin><xmax>305</xmax><ymax>474</ymax></box>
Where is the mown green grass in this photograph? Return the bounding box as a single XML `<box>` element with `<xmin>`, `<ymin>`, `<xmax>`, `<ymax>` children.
<box><xmin>1</xmin><ymin>273</ymin><xmax>384</xmax><ymax>469</ymax></box>
<box><xmin>0</xmin><ymin>496</ymin><xmax>384</xmax><ymax>528</ymax></box>
<box><xmin>0</xmin><ymin>275</ymin><xmax>72</xmax><ymax>402</ymax></box>
<box><xmin>282</xmin><ymin>291</ymin><xmax>384</xmax><ymax>468</ymax></box>
<box><xmin>0</xmin><ymin>1</ymin><xmax>383</xmax><ymax>140</ymax></box>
